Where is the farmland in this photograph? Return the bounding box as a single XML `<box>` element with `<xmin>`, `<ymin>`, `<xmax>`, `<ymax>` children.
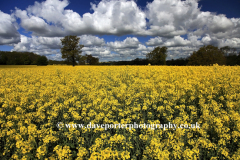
<box><xmin>0</xmin><ymin>65</ymin><xmax>240</xmax><ymax>160</ymax></box>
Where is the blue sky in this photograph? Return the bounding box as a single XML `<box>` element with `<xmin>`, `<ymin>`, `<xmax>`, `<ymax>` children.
<box><xmin>0</xmin><ymin>0</ymin><xmax>240</xmax><ymax>62</ymax></box>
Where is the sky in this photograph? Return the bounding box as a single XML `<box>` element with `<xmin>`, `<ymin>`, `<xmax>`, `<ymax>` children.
<box><xmin>0</xmin><ymin>0</ymin><xmax>240</xmax><ymax>62</ymax></box>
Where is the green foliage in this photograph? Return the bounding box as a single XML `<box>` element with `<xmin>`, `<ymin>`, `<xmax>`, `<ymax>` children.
<box><xmin>220</xmin><ymin>46</ymin><xmax>237</xmax><ymax>56</ymax></box>
<box><xmin>37</xmin><ymin>55</ymin><xmax>48</xmax><ymax>65</ymax></box>
<box><xmin>78</xmin><ymin>55</ymin><xmax>87</xmax><ymax>65</ymax></box>
<box><xmin>188</xmin><ymin>45</ymin><xmax>226</xmax><ymax>65</ymax></box>
<box><xmin>146</xmin><ymin>46</ymin><xmax>167</xmax><ymax>65</ymax></box>
<box><xmin>60</xmin><ymin>35</ymin><xmax>84</xmax><ymax>66</ymax></box>
<box><xmin>0</xmin><ymin>51</ymin><xmax>44</xmax><ymax>65</ymax></box>
<box><xmin>86</xmin><ymin>54</ymin><xmax>99</xmax><ymax>65</ymax></box>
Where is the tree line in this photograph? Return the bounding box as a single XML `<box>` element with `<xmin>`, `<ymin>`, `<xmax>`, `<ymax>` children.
<box><xmin>59</xmin><ymin>35</ymin><xmax>240</xmax><ymax>66</ymax></box>
<box><xmin>100</xmin><ymin>45</ymin><xmax>240</xmax><ymax>66</ymax></box>
<box><xmin>48</xmin><ymin>54</ymin><xmax>99</xmax><ymax>65</ymax></box>
<box><xmin>0</xmin><ymin>51</ymin><xmax>48</xmax><ymax>65</ymax></box>
<box><xmin>1</xmin><ymin>35</ymin><xmax>239</xmax><ymax>66</ymax></box>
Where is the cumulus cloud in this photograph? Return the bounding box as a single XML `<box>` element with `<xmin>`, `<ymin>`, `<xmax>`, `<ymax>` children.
<box><xmin>80</xmin><ymin>35</ymin><xmax>105</xmax><ymax>47</ymax></box>
<box><xmin>82</xmin><ymin>46</ymin><xmax>111</xmax><ymax>56</ymax></box>
<box><xmin>187</xmin><ymin>33</ymin><xmax>203</xmax><ymax>47</ymax></box>
<box><xmin>12</xmin><ymin>34</ymin><xmax>108</xmax><ymax>53</ymax></box>
<box><xmin>105</xmin><ymin>37</ymin><xmax>154</xmax><ymax>59</ymax></box>
<box><xmin>0</xmin><ymin>11</ymin><xmax>20</xmax><ymax>45</ymax></box>
<box><xmin>145</xmin><ymin>37</ymin><xmax>163</xmax><ymax>46</ymax></box>
<box><xmin>145</xmin><ymin>0</ymin><xmax>240</xmax><ymax>40</ymax></box>
<box><xmin>86</xmin><ymin>0</ymin><xmax>147</xmax><ymax>35</ymax></box>
<box><xmin>145</xmin><ymin>0</ymin><xmax>200</xmax><ymax>37</ymax></box>
<box><xmin>2</xmin><ymin>0</ymin><xmax>240</xmax><ymax>61</ymax></box>
<box><xmin>14</xmin><ymin>0</ymin><xmax>146</xmax><ymax>36</ymax></box>
<box><xmin>201</xmin><ymin>36</ymin><xmax>240</xmax><ymax>49</ymax></box>
<box><xmin>12</xmin><ymin>35</ymin><xmax>61</xmax><ymax>55</ymax></box>
<box><xmin>146</xmin><ymin>36</ymin><xmax>191</xmax><ymax>47</ymax></box>
<box><xmin>218</xmin><ymin>38</ymin><xmax>240</xmax><ymax>49</ymax></box>
<box><xmin>26</xmin><ymin>0</ymin><xmax>68</xmax><ymax>24</ymax></box>
<box><xmin>201</xmin><ymin>34</ymin><xmax>212</xmax><ymax>45</ymax></box>
<box><xmin>12</xmin><ymin>0</ymin><xmax>240</xmax><ymax>39</ymax></box>
<box><xmin>13</xmin><ymin>35</ymin><xmax>62</xmax><ymax>51</ymax></box>
<box><xmin>163</xmin><ymin>36</ymin><xmax>191</xmax><ymax>47</ymax></box>
<box><xmin>107</xmin><ymin>37</ymin><xmax>140</xmax><ymax>49</ymax></box>
<box><xmin>14</xmin><ymin>8</ymin><xmax>65</xmax><ymax>37</ymax></box>
<box><xmin>11</xmin><ymin>34</ymin><xmax>111</xmax><ymax>61</ymax></box>
<box><xmin>208</xmin><ymin>14</ymin><xmax>234</xmax><ymax>34</ymax></box>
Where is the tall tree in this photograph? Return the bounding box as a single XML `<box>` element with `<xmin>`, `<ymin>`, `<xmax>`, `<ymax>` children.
<box><xmin>146</xmin><ymin>46</ymin><xmax>167</xmax><ymax>65</ymax></box>
<box><xmin>60</xmin><ymin>35</ymin><xmax>84</xmax><ymax>66</ymax></box>
<box><xmin>188</xmin><ymin>45</ymin><xmax>226</xmax><ymax>65</ymax></box>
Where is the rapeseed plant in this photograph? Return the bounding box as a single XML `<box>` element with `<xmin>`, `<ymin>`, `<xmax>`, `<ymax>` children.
<box><xmin>0</xmin><ymin>65</ymin><xmax>239</xmax><ymax>159</ymax></box>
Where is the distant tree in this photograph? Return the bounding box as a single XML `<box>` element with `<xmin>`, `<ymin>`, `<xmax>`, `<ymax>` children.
<box><xmin>166</xmin><ymin>58</ymin><xmax>189</xmax><ymax>66</ymax></box>
<box><xmin>23</xmin><ymin>55</ymin><xmax>31</xmax><ymax>65</ymax></box>
<box><xmin>131</xmin><ymin>58</ymin><xmax>150</xmax><ymax>65</ymax></box>
<box><xmin>78</xmin><ymin>55</ymin><xmax>87</xmax><ymax>65</ymax></box>
<box><xmin>0</xmin><ymin>51</ymin><xmax>42</xmax><ymax>65</ymax></box>
<box><xmin>37</xmin><ymin>55</ymin><xmax>48</xmax><ymax>65</ymax></box>
<box><xmin>60</xmin><ymin>35</ymin><xmax>84</xmax><ymax>66</ymax></box>
<box><xmin>146</xmin><ymin>46</ymin><xmax>167</xmax><ymax>65</ymax></box>
<box><xmin>220</xmin><ymin>46</ymin><xmax>239</xmax><ymax>65</ymax></box>
<box><xmin>86</xmin><ymin>54</ymin><xmax>99</xmax><ymax>65</ymax></box>
<box><xmin>0</xmin><ymin>52</ymin><xmax>8</xmax><ymax>65</ymax></box>
<box><xmin>238</xmin><ymin>52</ymin><xmax>240</xmax><ymax>65</ymax></box>
<box><xmin>188</xmin><ymin>45</ymin><xmax>226</xmax><ymax>65</ymax></box>
<box><xmin>48</xmin><ymin>60</ymin><xmax>67</xmax><ymax>65</ymax></box>
<box><xmin>220</xmin><ymin>46</ymin><xmax>237</xmax><ymax>56</ymax></box>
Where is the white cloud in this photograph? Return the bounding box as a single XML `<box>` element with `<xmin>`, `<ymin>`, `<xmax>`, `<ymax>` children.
<box><xmin>12</xmin><ymin>0</ymin><xmax>240</xmax><ymax>39</ymax></box>
<box><xmin>80</xmin><ymin>35</ymin><xmax>105</xmax><ymax>47</ymax></box>
<box><xmin>14</xmin><ymin>0</ymin><xmax>146</xmax><ymax>36</ymax></box>
<box><xmin>187</xmin><ymin>33</ymin><xmax>203</xmax><ymax>47</ymax></box>
<box><xmin>12</xmin><ymin>35</ymin><xmax>61</xmax><ymax>55</ymax></box>
<box><xmin>105</xmin><ymin>37</ymin><xmax>155</xmax><ymax>59</ymax></box>
<box><xmin>12</xmin><ymin>34</ymin><xmax>108</xmax><ymax>54</ymax></box>
<box><xmin>201</xmin><ymin>34</ymin><xmax>212</xmax><ymax>45</ymax></box>
<box><xmin>107</xmin><ymin>37</ymin><xmax>140</xmax><ymax>49</ymax></box>
<box><xmin>145</xmin><ymin>37</ymin><xmax>163</xmax><ymax>46</ymax></box>
<box><xmin>11</xmin><ymin>34</ymin><xmax>113</xmax><ymax>62</ymax></box>
<box><xmin>146</xmin><ymin>36</ymin><xmax>191</xmax><ymax>47</ymax></box>
<box><xmin>0</xmin><ymin>11</ymin><xmax>20</xmax><ymax>45</ymax></box>
<box><xmin>2</xmin><ymin>0</ymin><xmax>240</xmax><ymax>61</ymax></box>
<box><xmin>145</xmin><ymin>0</ymin><xmax>240</xmax><ymax>40</ymax></box>
<box><xmin>137</xmin><ymin>44</ymin><xmax>149</xmax><ymax>51</ymax></box>
<box><xmin>81</xmin><ymin>46</ymin><xmax>113</xmax><ymax>61</ymax></box>
<box><xmin>218</xmin><ymin>38</ymin><xmax>240</xmax><ymax>49</ymax></box>
<box><xmin>208</xmin><ymin>14</ymin><xmax>234</xmax><ymax>34</ymax></box>
<box><xmin>15</xmin><ymin>8</ymin><xmax>64</xmax><ymax>37</ymax></box>
<box><xmin>35</xmin><ymin>36</ymin><xmax>62</xmax><ymax>49</ymax></box>
<box><xmin>163</xmin><ymin>36</ymin><xmax>191</xmax><ymax>47</ymax></box>
<box><xmin>145</xmin><ymin>0</ymin><xmax>200</xmax><ymax>37</ymax></box>
<box><xmin>26</xmin><ymin>0</ymin><xmax>68</xmax><ymax>24</ymax></box>
<box><xmin>88</xmin><ymin>0</ymin><xmax>146</xmax><ymax>35</ymax></box>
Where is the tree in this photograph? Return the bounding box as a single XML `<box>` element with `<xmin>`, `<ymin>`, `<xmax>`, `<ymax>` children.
<box><xmin>86</xmin><ymin>54</ymin><xmax>99</xmax><ymax>65</ymax></box>
<box><xmin>146</xmin><ymin>46</ymin><xmax>167</xmax><ymax>65</ymax></box>
<box><xmin>78</xmin><ymin>55</ymin><xmax>87</xmax><ymax>65</ymax></box>
<box><xmin>220</xmin><ymin>46</ymin><xmax>237</xmax><ymax>56</ymax></box>
<box><xmin>188</xmin><ymin>45</ymin><xmax>226</xmax><ymax>65</ymax></box>
<box><xmin>37</xmin><ymin>55</ymin><xmax>48</xmax><ymax>65</ymax></box>
<box><xmin>0</xmin><ymin>51</ymin><xmax>45</xmax><ymax>65</ymax></box>
<box><xmin>60</xmin><ymin>35</ymin><xmax>84</xmax><ymax>66</ymax></box>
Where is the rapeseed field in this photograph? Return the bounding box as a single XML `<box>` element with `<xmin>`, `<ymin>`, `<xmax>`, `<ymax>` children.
<box><xmin>0</xmin><ymin>65</ymin><xmax>240</xmax><ymax>159</ymax></box>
